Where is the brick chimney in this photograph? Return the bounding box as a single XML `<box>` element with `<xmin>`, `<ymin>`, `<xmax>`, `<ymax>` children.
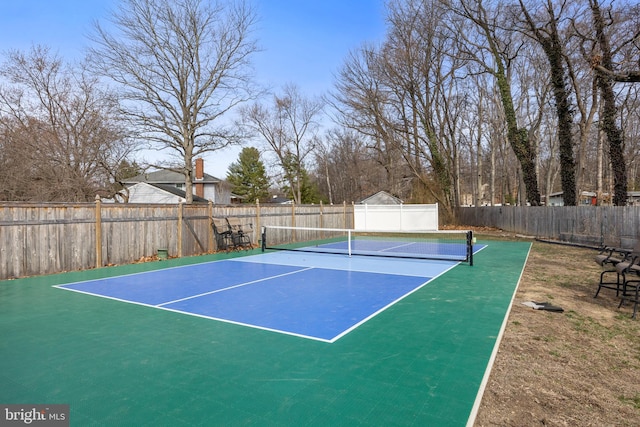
<box><xmin>195</xmin><ymin>158</ymin><xmax>204</xmax><ymax>198</ymax></box>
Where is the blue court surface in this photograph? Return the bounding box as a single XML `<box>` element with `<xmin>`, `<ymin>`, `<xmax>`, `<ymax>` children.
<box><xmin>55</xmin><ymin>252</ymin><xmax>461</xmax><ymax>343</ymax></box>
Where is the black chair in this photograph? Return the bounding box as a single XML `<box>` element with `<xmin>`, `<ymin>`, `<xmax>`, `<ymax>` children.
<box><xmin>617</xmin><ymin>260</ymin><xmax>640</xmax><ymax>319</ymax></box>
<box><xmin>226</xmin><ymin>217</ymin><xmax>253</xmax><ymax>250</ymax></box>
<box><xmin>212</xmin><ymin>217</ymin><xmax>233</xmax><ymax>251</ymax></box>
<box><xmin>594</xmin><ymin>240</ymin><xmax>640</xmax><ymax>298</ymax></box>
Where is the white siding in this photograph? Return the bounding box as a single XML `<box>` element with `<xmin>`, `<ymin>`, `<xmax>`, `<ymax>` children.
<box><xmin>128</xmin><ymin>183</ymin><xmax>185</xmax><ymax>203</ymax></box>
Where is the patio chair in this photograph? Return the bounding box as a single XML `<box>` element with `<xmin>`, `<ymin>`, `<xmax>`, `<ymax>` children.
<box><xmin>212</xmin><ymin>217</ymin><xmax>233</xmax><ymax>252</ymax></box>
<box><xmin>226</xmin><ymin>217</ymin><xmax>253</xmax><ymax>250</ymax></box>
<box><xmin>616</xmin><ymin>259</ymin><xmax>640</xmax><ymax>319</ymax></box>
<box><xmin>594</xmin><ymin>243</ymin><xmax>633</xmax><ymax>268</ymax></box>
<box><xmin>594</xmin><ymin>240</ymin><xmax>640</xmax><ymax>298</ymax></box>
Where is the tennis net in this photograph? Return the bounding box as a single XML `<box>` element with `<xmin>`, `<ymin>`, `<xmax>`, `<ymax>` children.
<box><xmin>261</xmin><ymin>226</ymin><xmax>474</xmax><ymax>265</ymax></box>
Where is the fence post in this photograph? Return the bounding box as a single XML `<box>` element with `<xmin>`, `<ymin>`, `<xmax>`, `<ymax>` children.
<box><xmin>291</xmin><ymin>202</ymin><xmax>297</xmax><ymax>242</ymax></box>
<box><xmin>351</xmin><ymin>201</ymin><xmax>355</xmax><ymax>228</ymax></box>
<box><xmin>255</xmin><ymin>199</ymin><xmax>261</xmax><ymax>246</ymax></box>
<box><xmin>178</xmin><ymin>202</ymin><xmax>183</xmax><ymax>258</ymax></box>
<box><xmin>344</xmin><ymin>201</ymin><xmax>351</xmax><ymax>229</ymax></box>
<box><xmin>208</xmin><ymin>201</ymin><xmax>213</xmax><ymax>253</ymax></box>
<box><xmin>320</xmin><ymin>201</ymin><xmax>325</xmax><ymax>239</ymax></box>
<box><xmin>95</xmin><ymin>195</ymin><xmax>102</xmax><ymax>268</ymax></box>
<box><xmin>343</xmin><ymin>201</ymin><xmax>347</xmax><ymax>229</ymax></box>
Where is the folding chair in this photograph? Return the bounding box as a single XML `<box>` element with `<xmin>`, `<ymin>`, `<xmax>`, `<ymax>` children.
<box><xmin>212</xmin><ymin>217</ymin><xmax>233</xmax><ymax>252</ymax></box>
<box><xmin>226</xmin><ymin>217</ymin><xmax>253</xmax><ymax>250</ymax></box>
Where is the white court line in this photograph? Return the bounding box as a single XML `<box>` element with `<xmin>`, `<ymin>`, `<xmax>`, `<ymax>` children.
<box><xmin>55</xmin><ymin>284</ymin><xmax>334</xmax><ymax>343</ymax></box>
<box><xmin>465</xmin><ymin>243</ymin><xmax>532</xmax><ymax>427</ymax></box>
<box><xmin>53</xmin><ymin>258</ymin><xmax>239</xmax><ymax>289</ymax></box>
<box><xmin>328</xmin><ymin>261</ymin><xmax>459</xmax><ymax>343</ymax></box>
<box><xmin>377</xmin><ymin>241</ymin><xmax>415</xmax><ymax>252</ymax></box>
<box><xmin>156</xmin><ymin>306</ymin><xmax>334</xmax><ymax>343</ymax></box>
<box><xmin>156</xmin><ymin>267</ymin><xmax>313</xmax><ymax>307</ymax></box>
<box><xmin>235</xmin><ymin>251</ymin><xmax>456</xmax><ymax>278</ymax></box>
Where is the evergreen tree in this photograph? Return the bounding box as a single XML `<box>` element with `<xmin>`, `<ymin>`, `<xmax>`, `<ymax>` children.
<box><xmin>281</xmin><ymin>153</ymin><xmax>325</xmax><ymax>204</ymax></box>
<box><xmin>111</xmin><ymin>160</ymin><xmax>144</xmax><ymax>201</ymax></box>
<box><xmin>226</xmin><ymin>147</ymin><xmax>270</xmax><ymax>203</ymax></box>
<box><xmin>115</xmin><ymin>160</ymin><xmax>144</xmax><ymax>182</ymax></box>
<box><xmin>298</xmin><ymin>168</ymin><xmax>325</xmax><ymax>204</ymax></box>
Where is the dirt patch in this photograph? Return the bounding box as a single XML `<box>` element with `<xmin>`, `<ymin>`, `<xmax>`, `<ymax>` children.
<box><xmin>473</xmin><ymin>233</ymin><xmax>640</xmax><ymax>426</ymax></box>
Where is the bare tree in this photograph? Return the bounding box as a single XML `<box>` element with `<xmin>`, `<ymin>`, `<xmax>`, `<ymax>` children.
<box><xmin>313</xmin><ymin>135</ymin><xmax>336</xmax><ymax>205</ymax></box>
<box><xmin>518</xmin><ymin>0</ymin><xmax>577</xmax><ymax>206</ymax></box>
<box><xmin>590</xmin><ymin>0</ymin><xmax>640</xmax><ymax>84</ymax></box>
<box><xmin>589</xmin><ymin>0</ymin><xmax>628</xmax><ymax>205</ymax></box>
<box><xmin>330</xmin><ymin>0</ymin><xmax>470</xmax><ymax>218</ymax></box>
<box><xmin>240</xmin><ymin>84</ymin><xmax>324</xmax><ymax>204</ymax></box>
<box><xmin>383</xmin><ymin>0</ymin><xmax>469</xmax><ymax>213</ymax></box>
<box><xmin>0</xmin><ymin>45</ymin><xmax>131</xmax><ymax>201</ymax></box>
<box><xmin>330</xmin><ymin>46</ymin><xmax>406</xmax><ymax>198</ymax></box>
<box><xmin>313</xmin><ymin>128</ymin><xmax>387</xmax><ymax>204</ymax></box>
<box><xmin>453</xmin><ymin>0</ymin><xmax>542</xmax><ymax>205</ymax></box>
<box><xmin>619</xmin><ymin>86</ymin><xmax>640</xmax><ymax>190</ymax></box>
<box><xmin>564</xmin><ymin>21</ymin><xmax>599</xmax><ymax>200</ymax></box>
<box><xmin>89</xmin><ymin>0</ymin><xmax>258</xmax><ymax>203</ymax></box>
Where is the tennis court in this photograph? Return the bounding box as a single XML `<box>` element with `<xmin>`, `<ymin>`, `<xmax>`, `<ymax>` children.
<box><xmin>0</xmin><ymin>234</ymin><xmax>530</xmax><ymax>425</ymax></box>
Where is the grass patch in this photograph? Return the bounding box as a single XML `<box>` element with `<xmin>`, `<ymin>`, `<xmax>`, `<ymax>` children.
<box><xmin>619</xmin><ymin>394</ymin><xmax>640</xmax><ymax>410</ymax></box>
<box><xmin>566</xmin><ymin>310</ymin><xmax>639</xmax><ymax>350</ymax></box>
<box><xmin>533</xmin><ymin>335</ymin><xmax>555</xmax><ymax>343</ymax></box>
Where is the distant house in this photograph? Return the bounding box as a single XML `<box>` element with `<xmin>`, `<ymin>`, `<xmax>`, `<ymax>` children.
<box><xmin>545</xmin><ymin>191</ymin><xmax>565</xmax><ymax>206</ymax></box>
<box><xmin>544</xmin><ymin>191</ymin><xmax>605</xmax><ymax>206</ymax></box>
<box><xmin>266</xmin><ymin>195</ymin><xmax>293</xmax><ymax>204</ymax></box>
<box><xmin>121</xmin><ymin>158</ymin><xmax>231</xmax><ymax>204</ymax></box>
<box><xmin>358</xmin><ymin>191</ymin><xmax>403</xmax><ymax>205</ymax></box>
<box><xmin>120</xmin><ymin>182</ymin><xmax>209</xmax><ymax>204</ymax></box>
<box><xmin>627</xmin><ymin>191</ymin><xmax>640</xmax><ymax>206</ymax></box>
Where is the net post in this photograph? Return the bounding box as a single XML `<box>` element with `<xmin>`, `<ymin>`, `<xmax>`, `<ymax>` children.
<box><xmin>348</xmin><ymin>229</ymin><xmax>352</xmax><ymax>257</ymax></box>
<box><xmin>261</xmin><ymin>226</ymin><xmax>266</xmax><ymax>252</ymax></box>
<box><xmin>467</xmin><ymin>230</ymin><xmax>474</xmax><ymax>266</ymax></box>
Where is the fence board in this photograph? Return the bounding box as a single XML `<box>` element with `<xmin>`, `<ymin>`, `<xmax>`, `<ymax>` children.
<box><xmin>457</xmin><ymin>206</ymin><xmax>640</xmax><ymax>247</ymax></box>
<box><xmin>0</xmin><ymin>202</ymin><xmax>355</xmax><ymax>280</ymax></box>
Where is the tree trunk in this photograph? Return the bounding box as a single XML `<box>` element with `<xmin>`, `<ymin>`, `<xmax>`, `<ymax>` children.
<box><xmin>591</xmin><ymin>0</ymin><xmax>627</xmax><ymax>205</ymax></box>
<box><xmin>519</xmin><ymin>0</ymin><xmax>576</xmax><ymax>205</ymax></box>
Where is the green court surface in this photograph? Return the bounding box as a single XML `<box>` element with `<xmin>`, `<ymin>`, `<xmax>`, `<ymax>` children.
<box><xmin>0</xmin><ymin>239</ymin><xmax>530</xmax><ymax>426</ymax></box>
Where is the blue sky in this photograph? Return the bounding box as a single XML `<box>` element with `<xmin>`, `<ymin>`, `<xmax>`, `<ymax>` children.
<box><xmin>0</xmin><ymin>0</ymin><xmax>386</xmax><ymax>94</ymax></box>
<box><xmin>0</xmin><ymin>0</ymin><xmax>387</xmax><ymax>176</ymax></box>
<box><xmin>254</xmin><ymin>1</ymin><xmax>387</xmax><ymax>95</ymax></box>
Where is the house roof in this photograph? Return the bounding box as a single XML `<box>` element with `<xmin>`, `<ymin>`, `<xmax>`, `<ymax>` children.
<box><xmin>150</xmin><ymin>183</ymin><xmax>209</xmax><ymax>203</ymax></box>
<box><xmin>358</xmin><ymin>190</ymin><xmax>403</xmax><ymax>205</ymax></box>
<box><xmin>266</xmin><ymin>195</ymin><xmax>293</xmax><ymax>204</ymax></box>
<box><xmin>124</xmin><ymin>169</ymin><xmax>223</xmax><ymax>185</ymax></box>
<box><xmin>546</xmin><ymin>191</ymin><xmax>602</xmax><ymax>198</ymax></box>
<box><xmin>118</xmin><ymin>182</ymin><xmax>209</xmax><ymax>204</ymax></box>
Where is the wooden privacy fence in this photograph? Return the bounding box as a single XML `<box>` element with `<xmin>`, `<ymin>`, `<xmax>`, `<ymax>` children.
<box><xmin>457</xmin><ymin>206</ymin><xmax>640</xmax><ymax>247</ymax></box>
<box><xmin>0</xmin><ymin>201</ymin><xmax>354</xmax><ymax>280</ymax></box>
